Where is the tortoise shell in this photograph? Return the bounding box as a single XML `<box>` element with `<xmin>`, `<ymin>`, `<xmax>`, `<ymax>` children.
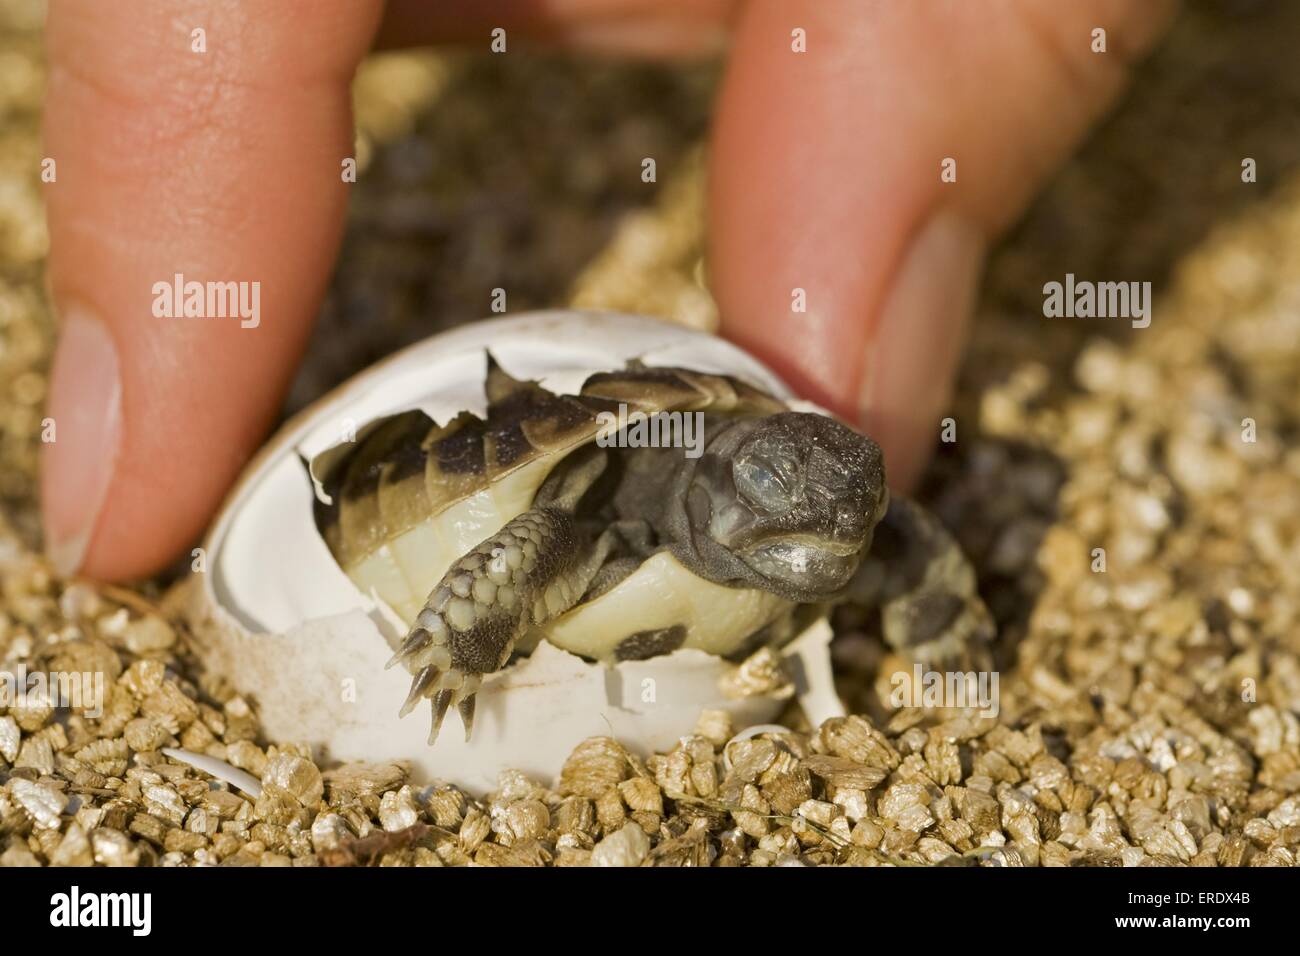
<box><xmin>311</xmin><ymin>354</ymin><xmax>788</xmax><ymax>636</ymax></box>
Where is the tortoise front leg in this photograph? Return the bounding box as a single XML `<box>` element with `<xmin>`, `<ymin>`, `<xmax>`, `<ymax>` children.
<box><xmin>388</xmin><ymin>506</ymin><xmax>620</xmax><ymax>744</ymax></box>
<box><xmin>846</xmin><ymin>496</ymin><xmax>994</xmax><ymax>669</ymax></box>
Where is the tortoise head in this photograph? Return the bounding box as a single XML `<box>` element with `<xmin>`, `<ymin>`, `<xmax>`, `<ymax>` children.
<box><xmin>688</xmin><ymin>411</ymin><xmax>887</xmax><ymax>599</ymax></box>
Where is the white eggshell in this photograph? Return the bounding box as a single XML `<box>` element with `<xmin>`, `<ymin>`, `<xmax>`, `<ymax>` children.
<box><xmin>186</xmin><ymin>310</ymin><xmax>844</xmax><ymax>792</ymax></box>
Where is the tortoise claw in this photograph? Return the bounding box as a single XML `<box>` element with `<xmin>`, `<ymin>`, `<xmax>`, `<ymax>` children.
<box><xmin>457</xmin><ymin>695</ymin><xmax>477</xmax><ymax>742</ymax></box>
<box><xmin>399</xmin><ymin>665</ymin><xmax>440</xmax><ymax>717</ymax></box>
<box><xmin>402</xmin><ymin>667</ymin><xmax>485</xmax><ymax>745</ymax></box>
<box><xmin>387</xmin><ymin>623</ymin><xmax>440</xmax><ymax>670</ymax></box>
<box><xmin>428</xmin><ymin>689</ymin><xmax>455</xmax><ymax>745</ymax></box>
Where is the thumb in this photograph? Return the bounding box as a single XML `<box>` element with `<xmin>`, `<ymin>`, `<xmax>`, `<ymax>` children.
<box><xmin>709</xmin><ymin>0</ymin><xmax>1178</xmax><ymax>490</ymax></box>
<box><xmin>41</xmin><ymin>0</ymin><xmax>382</xmax><ymax>580</ymax></box>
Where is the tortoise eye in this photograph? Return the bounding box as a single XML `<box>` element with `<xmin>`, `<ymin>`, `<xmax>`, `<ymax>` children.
<box><xmin>734</xmin><ymin>456</ymin><xmax>791</xmax><ymax>512</ymax></box>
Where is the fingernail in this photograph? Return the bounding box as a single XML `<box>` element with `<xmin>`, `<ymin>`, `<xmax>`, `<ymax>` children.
<box><xmin>41</xmin><ymin>307</ymin><xmax>122</xmax><ymax>576</ymax></box>
<box><xmin>859</xmin><ymin>210</ymin><xmax>985</xmax><ymax>489</ymax></box>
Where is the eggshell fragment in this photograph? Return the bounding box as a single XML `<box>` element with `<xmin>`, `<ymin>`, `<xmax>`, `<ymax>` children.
<box><xmin>186</xmin><ymin>310</ymin><xmax>845</xmax><ymax>791</ymax></box>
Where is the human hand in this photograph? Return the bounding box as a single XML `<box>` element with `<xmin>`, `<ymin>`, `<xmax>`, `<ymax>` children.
<box><xmin>40</xmin><ymin>0</ymin><xmax>1177</xmax><ymax>581</ymax></box>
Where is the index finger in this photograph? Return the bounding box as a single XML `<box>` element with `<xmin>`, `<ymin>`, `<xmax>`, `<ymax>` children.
<box><xmin>42</xmin><ymin>0</ymin><xmax>384</xmax><ymax>579</ymax></box>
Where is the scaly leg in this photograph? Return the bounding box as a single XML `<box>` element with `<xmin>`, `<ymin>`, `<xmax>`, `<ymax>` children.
<box><xmin>845</xmin><ymin>496</ymin><xmax>994</xmax><ymax>670</ymax></box>
<box><xmin>388</xmin><ymin>507</ymin><xmax>621</xmax><ymax>744</ymax></box>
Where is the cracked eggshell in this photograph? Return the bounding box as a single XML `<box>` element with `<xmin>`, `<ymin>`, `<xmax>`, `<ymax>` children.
<box><xmin>186</xmin><ymin>310</ymin><xmax>845</xmax><ymax>792</ymax></box>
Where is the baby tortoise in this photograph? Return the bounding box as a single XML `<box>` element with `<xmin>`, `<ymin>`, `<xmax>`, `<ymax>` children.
<box><xmin>313</xmin><ymin>356</ymin><xmax>993</xmax><ymax>744</ymax></box>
